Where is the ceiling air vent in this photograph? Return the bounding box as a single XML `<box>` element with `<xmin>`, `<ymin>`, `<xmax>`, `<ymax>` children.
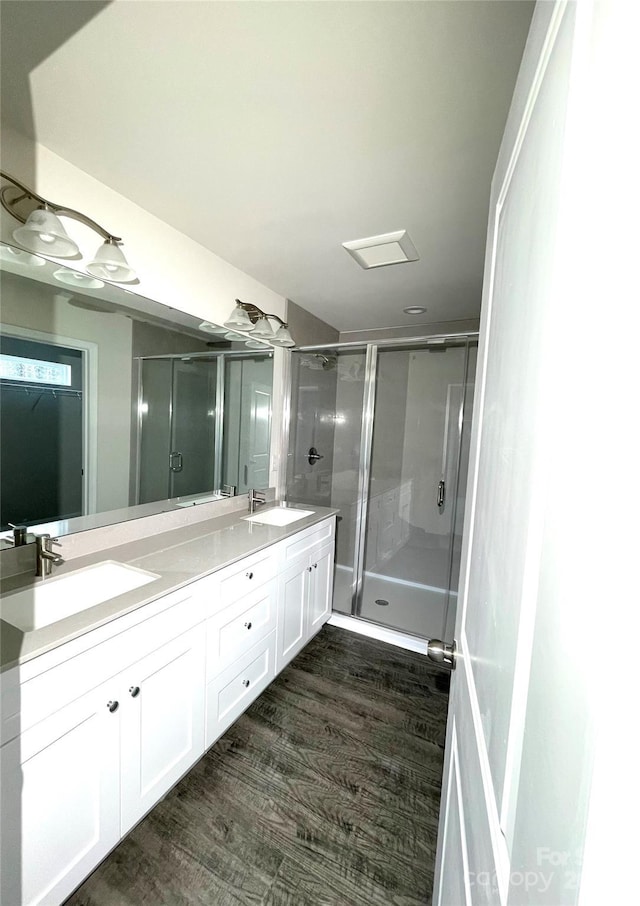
<box><xmin>342</xmin><ymin>230</ymin><xmax>419</xmax><ymax>269</ymax></box>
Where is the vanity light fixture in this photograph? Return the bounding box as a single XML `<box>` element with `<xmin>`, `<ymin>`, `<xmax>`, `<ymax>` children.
<box><xmin>223</xmin><ymin>299</ymin><xmax>296</xmax><ymax>348</ymax></box>
<box><xmin>0</xmin><ymin>170</ymin><xmax>137</xmax><ymax>284</ymax></box>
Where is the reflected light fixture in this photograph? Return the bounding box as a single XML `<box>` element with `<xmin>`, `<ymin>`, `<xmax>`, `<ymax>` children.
<box><xmin>0</xmin><ymin>170</ymin><xmax>137</xmax><ymax>283</ymax></box>
<box><xmin>53</xmin><ymin>268</ymin><xmax>105</xmax><ymax>290</ymax></box>
<box><xmin>0</xmin><ymin>244</ymin><xmax>46</xmax><ymax>267</ymax></box>
<box><xmin>223</xmin><ymin>299</ymin><xmax>295</xmax><ymax>347</ymax></box>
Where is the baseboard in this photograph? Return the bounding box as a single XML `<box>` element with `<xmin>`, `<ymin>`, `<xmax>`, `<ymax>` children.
<box><xmin>327</xmin><ymin>613</ymin><xmax>429</xmax><ymax>656</ymax></box>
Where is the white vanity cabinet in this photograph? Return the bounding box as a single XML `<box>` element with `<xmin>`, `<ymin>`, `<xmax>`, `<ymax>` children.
<box><xmin>276</xmin><ymin>518</ymin><xmax>335</xmax><ymax>672</ymax></box>
<box><xmin>119</xmin><ymin>623</ymin><xmax>205</xmax><ymax>833</ymax></box>
<box><xmin>0</xmin><ymin>589</ymin><xmax>206</xmax><ymax>906</ymax></box>
<box><xmin>0</xmin><ymin>511</ymin><xmax>336</xmax><ymax>906</ymax></box>
<box><xmin>0</xmin><ymin>677</ymin><xmax>121</xmax><ymax>906</ymax></box>
<box><xmin>203</xmin><ymin>547</ymin><xmax>279</xmax><ymax>748</ymax></box>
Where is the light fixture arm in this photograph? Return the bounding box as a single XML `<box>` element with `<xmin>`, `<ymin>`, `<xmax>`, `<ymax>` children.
<box><xmin>0</xmin><ymin>170</ymin><xmax>121</xmax><ymax>242</ymax></box>
<box><xmin>234</xmin><ymin>298</ymin><xmax>287</xmax><ymax>328</ymax></box>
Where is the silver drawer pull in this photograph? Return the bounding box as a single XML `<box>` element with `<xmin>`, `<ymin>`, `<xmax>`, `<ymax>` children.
<box><xmin>107</xmin><ymin>700</ymin><xmax>119</xmax><ymax>713</ymax></box>
<box><xmin>246</xmin><ymin>571</ymin><xmax>254</xmax><ymax>579</ymax></box>
<box><xmin>129</xmin><ymin>686</ymin><xmax>140</xmax><ymax>698</ymax></box>
<box><xmin>242</xmin><ymin>679</ymin><xmax>250</xmax><ymax>688</ymax></box>
<box><xmin>244</xmin><ymin>621</ymin><xmax>252</xmax><ymax>630</ymax></box>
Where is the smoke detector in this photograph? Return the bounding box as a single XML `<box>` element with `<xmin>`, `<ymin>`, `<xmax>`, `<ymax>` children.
<box><xmin>342</xmin><ymin>230</ymin><xmax>419</xmax><ymax>269</ymax></box>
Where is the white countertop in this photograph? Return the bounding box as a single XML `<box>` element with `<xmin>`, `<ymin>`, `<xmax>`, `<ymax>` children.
<box><xmin>0</xmin><ymin>504</ymin><xmax>338</xmax><ymax>673</ymax></box>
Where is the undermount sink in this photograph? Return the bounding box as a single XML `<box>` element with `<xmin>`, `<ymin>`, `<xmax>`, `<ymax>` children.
<box><xmin>0</xmin><ymin>561</ymin><xmax>160</xmax><ymax>632</ymax></box>
<box><xmin>243</xmin><ymin>507</ymin><xmax>315</xmax><ymax>527</ymax></box>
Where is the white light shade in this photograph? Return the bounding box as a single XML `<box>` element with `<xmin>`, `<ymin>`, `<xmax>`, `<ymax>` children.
<box><xmin>223</xmin><ymin>304</ymin><xmax>255</xmax><ymax>331</ymax></box>
<box><xmin>270</xmin><ymin>325</ymin><xmax>295</xmax><ymax>347</ymax></box>
<box><xmin>250</xmin><ymin>316</ymin><xmax>275</xmax><ymax>340</ymax></box>
<box><xmin>13</xmin><ymin>207</ymin><xmax>80</xmax><ymax>258</ymax></box>
<box><xmin>86</xmin><ymin>240</ymin><xmax>136</xmax><ymax>282</ymax></box>
<box><xmin>53</xmin><ymin>268</ymin><xmax>105</xmax><ymax>289</ymax></box>
<box><xmin>0</xmin><ymin>245</ymin><xmax>46</xmax><ymax>267</ymax></box>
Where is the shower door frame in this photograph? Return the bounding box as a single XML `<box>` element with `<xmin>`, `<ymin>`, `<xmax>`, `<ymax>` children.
<box><xmin>286</xmin><ymin>331</ymin><xmax>479</xmax><ymax>638</ymax></box>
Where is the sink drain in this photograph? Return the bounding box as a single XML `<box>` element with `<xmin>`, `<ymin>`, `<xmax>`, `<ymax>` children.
<box><xmin>375</xmin><ymin>599</ymin><xmax>389</xmax><ymax>606</ymax></box>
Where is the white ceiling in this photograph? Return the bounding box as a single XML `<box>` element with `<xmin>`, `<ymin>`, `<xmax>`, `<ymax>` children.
<box><xmin>0</xmin><ymin>0</ymin><xmax>534</xmax><ymax>333</ymax></box>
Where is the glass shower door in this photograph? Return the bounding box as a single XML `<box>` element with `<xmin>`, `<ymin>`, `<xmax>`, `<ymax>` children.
<box><xmin>357</xmin><ymin>342</ymin><xmax>471</xmax><ymax>639</ymax></box>
<box><xmin>138</xmin><ymin>357</ymin><xmax>217</xmax><ymax>503</ymax></box>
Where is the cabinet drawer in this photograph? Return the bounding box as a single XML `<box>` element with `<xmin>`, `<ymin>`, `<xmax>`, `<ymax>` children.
<box><xmin>280</xmin><ymin>517</ymin><xmax>335</xmax><ymax>566</ymax></box>
<box><xmin>206</xmin><ymin>579</ymin><xmax>277</xmax><ymax>679</ymax></box>
<box><xmin>3</xmin><ymin>590</ymin><xmax>201</xmax><ymax>743</ymax></box>
<box><xmin>216</xmin><ymin>548</ymin><xmax>277</xmax><ymax>607</ymax></box>
<box><xmin>205</xmin><ymin>632</ymin><xmax>276</xmax><ymax>748</ymax></box>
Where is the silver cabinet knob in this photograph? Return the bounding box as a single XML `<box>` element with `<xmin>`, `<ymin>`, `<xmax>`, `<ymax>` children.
<box><xmin>242</xmin><ymin>679</ymin><xmax>250</xmax><ymax>688</ymax></box>
<box><xmin>107</xmin><ymin>700</ymin><xmax>119</xmax><ymax>713</ymax></box>
<box><xmin>244</xmin><ymin>621</ymin><xmax>252</xmax><ymax>630</ymax></box>
<box><xmin>246</xmin><ymin>571</ymin><xmax>254</xmax><ymax>579</ymax></box>
<box><xmin>307</xmin><ymin>566</ymin><xmax>313</xmax><ymax>572</ymax></box>
<box><xmin>129</xmin><ymin>686</ymin><xmax>140</xmax><ymax>698</ymax></box>
<box><xmin>313</xmin><ymin>563</ymin><xmax>318</xmax><ymax>569</ymax></box>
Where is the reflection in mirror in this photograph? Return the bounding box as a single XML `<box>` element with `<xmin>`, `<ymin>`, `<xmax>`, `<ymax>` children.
<box><xmin>0</xmin><ymin>243</ymin><xmax>274</xmax><ymax>538</ymax></box>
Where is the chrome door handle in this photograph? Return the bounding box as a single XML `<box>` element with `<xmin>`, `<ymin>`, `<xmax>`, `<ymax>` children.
<box><xmin>427</xmin><ymin>638</ymin><xmax>457</xmax><ymax>670</ymax></box>
<box><xmin>169</xmin><ymin>451</ymin><xmax>183</xmax><ymax>472</ymax></box>
<box><xmin>437</xmin><ymin>479</ymin><xmax>445</xmax><ymax>509</ymax></box>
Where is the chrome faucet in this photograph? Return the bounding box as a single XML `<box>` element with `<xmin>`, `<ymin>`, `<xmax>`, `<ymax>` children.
<box><xmin>35</xmin><ymin>534</ymin><xmax>64</xmax><ymax>578</ymax></box>
<box><xmin>5</xmin><ymin>523</ymin><xmax>29</xmax><ymax>547</ymax></box>
<box><xmin>248</xmin><ymin>488</ymin><xmax>266</xmax><ymax>514</ymax></box>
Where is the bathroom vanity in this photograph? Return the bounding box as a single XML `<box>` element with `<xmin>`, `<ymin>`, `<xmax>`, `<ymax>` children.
<box><xmin>0</xmin><ymin>504</ymin><xmax>336</xmax><ymax>906</ymax></box>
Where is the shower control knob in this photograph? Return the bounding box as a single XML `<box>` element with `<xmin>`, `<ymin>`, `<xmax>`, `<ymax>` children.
<box><xmin>427</xmin><ymin>639</ymin><xmax>457</xmax><ymax>671</ymax></box>
<box><xmin>308</xmin><ymin>446</ymin><xmax>324</xmax><ymax>465</ymax></box>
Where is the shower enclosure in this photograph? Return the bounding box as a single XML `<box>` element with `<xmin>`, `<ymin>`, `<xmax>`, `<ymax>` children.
<box><xmin>135</xmin><ymin>351</ymin><xmax>273</xmax><ymax>505</ymax></box>
<box><xmin>287</xmin><ymin>336</ymin><xmax>477</xmax><ymax>641</ymax></box>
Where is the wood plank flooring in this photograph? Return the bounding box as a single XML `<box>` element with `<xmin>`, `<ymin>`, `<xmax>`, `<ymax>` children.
<box><xmin>65</xmin><ymin>625</ymin><xmax>449</xmax><ymax>906</ymax></box>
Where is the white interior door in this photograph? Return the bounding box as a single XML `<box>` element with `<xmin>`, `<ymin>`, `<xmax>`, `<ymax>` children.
<box><xmin>241</xmin><ymin>380</ymin><xmax>272</xmax><ymax>491</ymax></box>
<box><xmin>433</xmin><ymin>1</ymin><xmax>639</xmax><ymax>902</ymax></box>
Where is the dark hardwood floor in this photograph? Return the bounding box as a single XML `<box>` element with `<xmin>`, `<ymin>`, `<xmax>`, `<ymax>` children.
<box><xmin>65</xmin><ymin>625</ymin><xmax>449</xmax><ymax>906</ymax></box>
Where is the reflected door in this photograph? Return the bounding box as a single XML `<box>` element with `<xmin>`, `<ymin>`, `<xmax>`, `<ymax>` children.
<box><xmin>138</xmin><ymin>358</ymin><xmax>217</xmax><ymax>504</ymax></box>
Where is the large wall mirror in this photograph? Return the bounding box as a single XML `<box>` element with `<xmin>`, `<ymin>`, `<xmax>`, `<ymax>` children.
<box><xmin>0</xmin><ymin>242</ymin><xmax>275</xmax><ymax>540</ymax></box>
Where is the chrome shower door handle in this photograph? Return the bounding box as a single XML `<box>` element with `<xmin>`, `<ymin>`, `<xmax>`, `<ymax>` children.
<box><xmin>437</xmin><ymin>479</ymin><xmax>446</xmax><ymax>509</ymax></box>
<box><xmin>169</xmin><ymin>451</ymin><xmax>183</xmax><ymax>472</ymax></box>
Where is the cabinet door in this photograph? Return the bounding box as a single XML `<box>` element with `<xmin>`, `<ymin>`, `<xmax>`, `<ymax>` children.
<box><xmin>0</xmin><ymin>682</ymin><xmax>120</xmax><ymax>906</ymax></box>
<box><xmin>276</xmin><ymin>557</ymin><xmax>310</xmax><ymax>672</ymax></box>
<box><xmin>308</xmin><ymin>541</ymin><xmax>334</xmax><ymax>636</ymax></box>
<box><xmin>120</xmin><ymin>625</ymin><xmax>205</xmax><ymax>834</ymax></box>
